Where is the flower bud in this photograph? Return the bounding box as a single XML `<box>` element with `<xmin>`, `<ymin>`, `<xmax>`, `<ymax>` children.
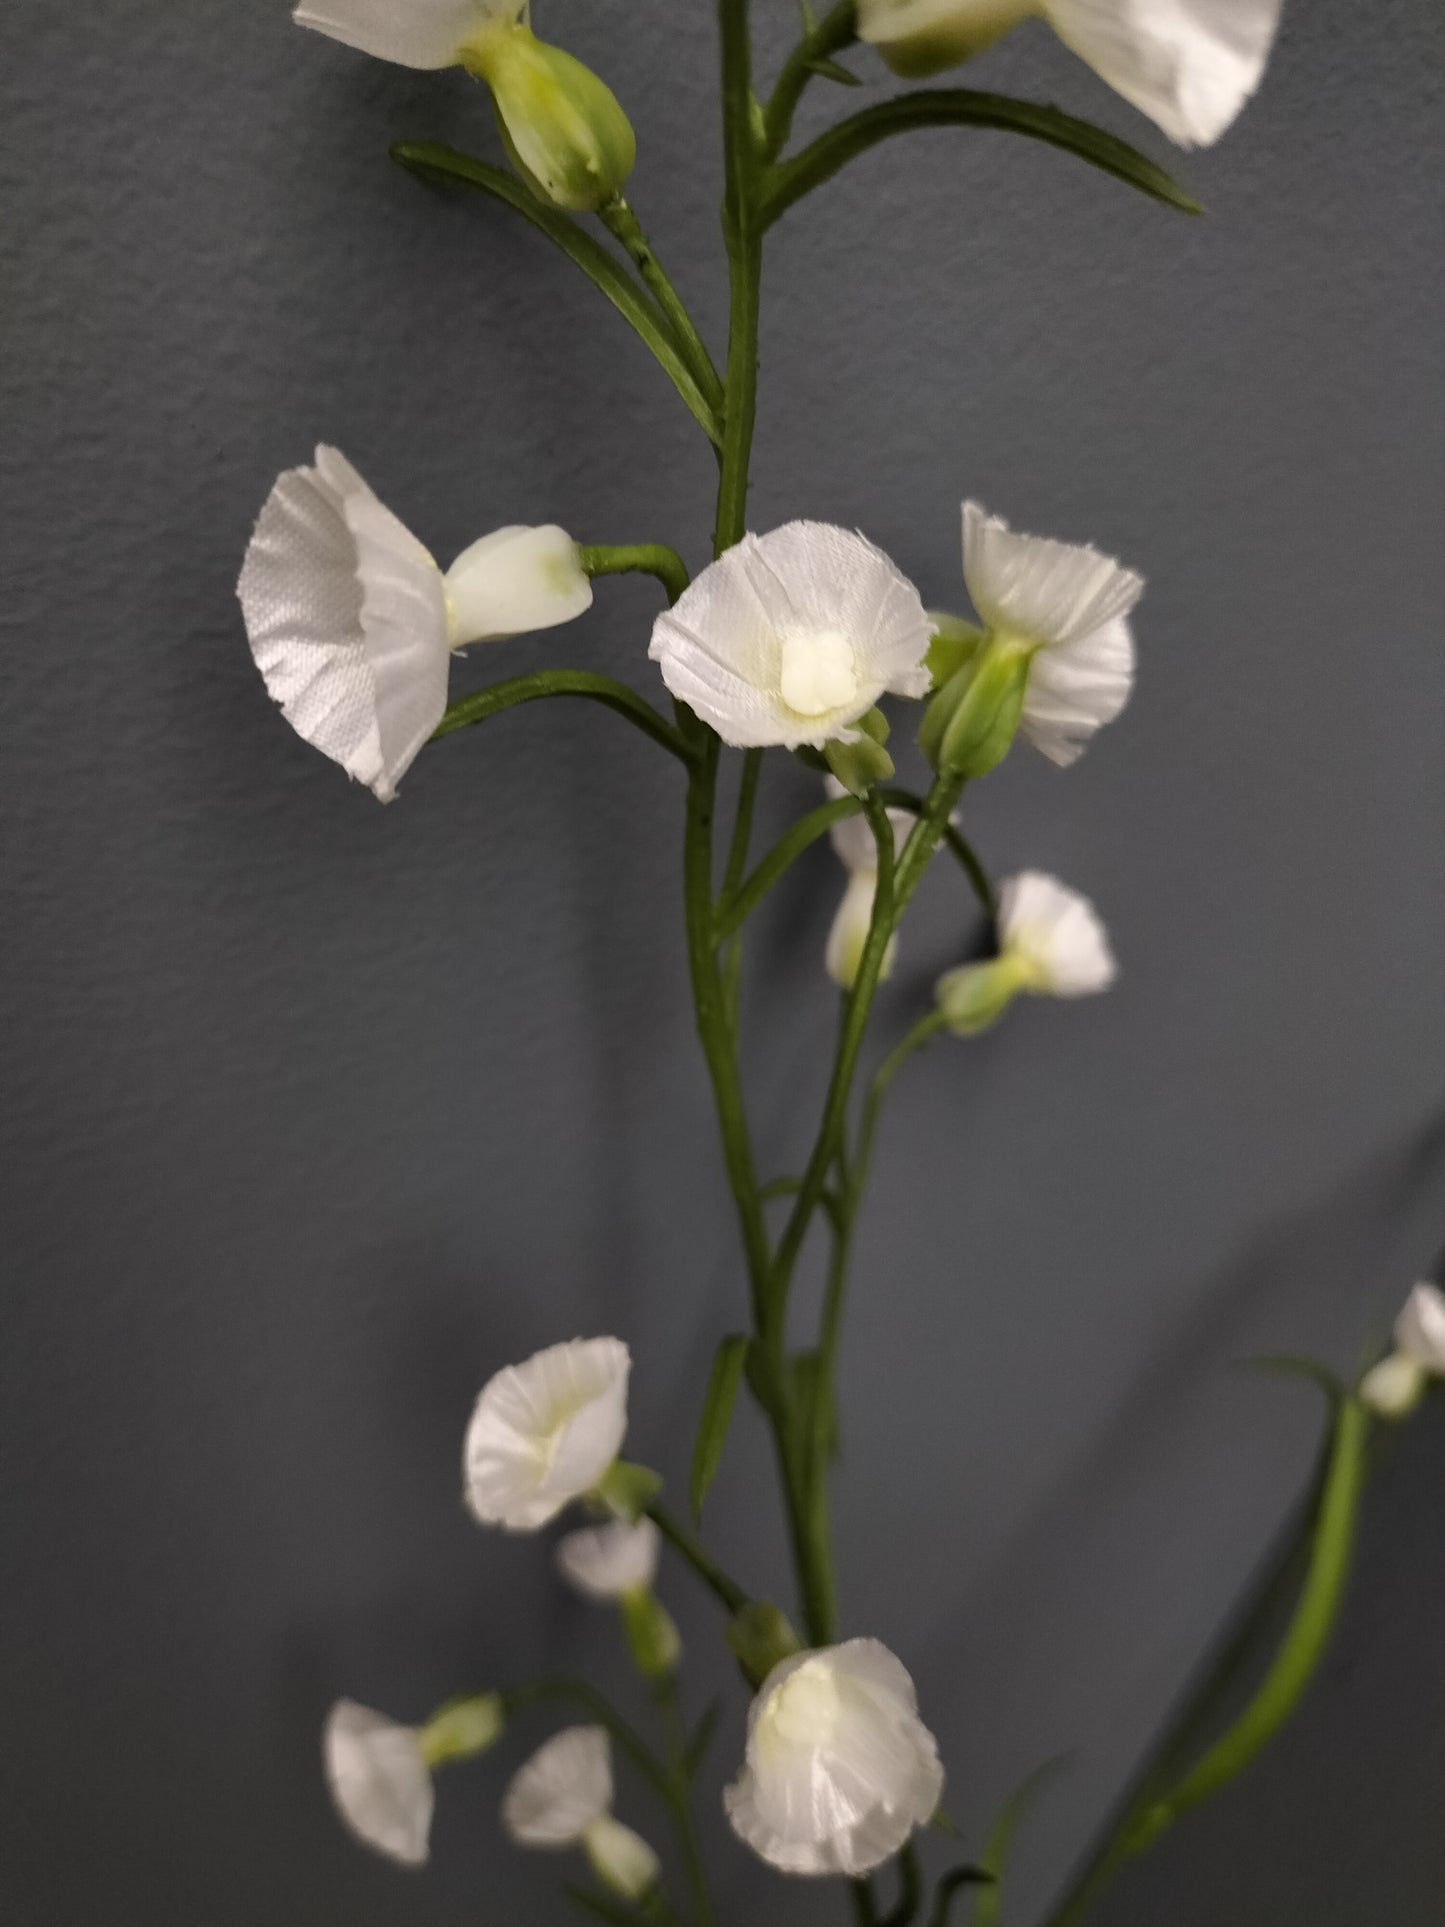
<box><xmin>1359</xmin><ymin>1351</ymin><xmax>1426</xmax><ymax>1420</ymax></box>
<box><xmin>918</xmin><ymin>631</ymin><xmax>1032</xmax><ymax>778</ymax></box>
<box><xmin>419</xmin><ymin>1692</ymin><xmax>506</xmax><ymax>1766</ymax></box>
<box><xmin>726</xmin><ymin>1600</ymin><xmax>803</xmax><ymax>1688</ymax></box>
<box><xmin>462</xmin><ymin>25</ymin><xmax>635</xmax><ymax>211</ymax></box>
<box><xmin>582</xmin><ymin>1812</ymin><xmax>661</xmax><ymax>1900</ymax></box>
<box><xmin>593</xmin><ymin>1458</ymin><xmax>664</xmax><ymax>1523</ymax></box>
<box><xmin>935</xmin><ymin>956</ymin><xmax>1027</xmax><ymax>1036</ymax></box>
<box><xmin>824</xmin><ymin>708</ymin><xmax>896</xmax><ymax>796</ymax></box>
<box><xmin>620</xmin><ymin>1588</ymin><xmax>682</xmax><ymax>1677</ymax></box>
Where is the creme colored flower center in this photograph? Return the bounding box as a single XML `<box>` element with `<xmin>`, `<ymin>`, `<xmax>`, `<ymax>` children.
<box><xmin>778</xmin><ymin>629</ymin><xmax>859</xmax><ymax>717</ymax></box>
<box><xmin>762</xmin><ymin>1662</ymin><xmax>844</xmax><ymax>1751</ymax></box>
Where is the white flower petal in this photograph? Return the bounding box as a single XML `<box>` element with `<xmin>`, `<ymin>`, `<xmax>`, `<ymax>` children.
<box><xmin>324</xmin><ymin>1700</ymin><xmax>433</xmax><ymax>1868</ymax></box>
<box><xmin>725</xmin><ymin>1640</ymin><xmax>943</xmax><ymax>1878</ymax></box>
<box><xmin>826</xmin><ymin>872</ymin><xmax>900</xmax><ymax>990</ymax></box>
<box><xmin>444</xmin><ymin>525</ymin><xmax>593</xmax><ymax>646</ymax></box>
<box><xmin>1395</xmin><ymin>1283</ymin><xmax>1445</xmax><ymax>1374</ymax></box>
<box><xmin>237</xmin><ymin>446</ymin><xmax>451</xmax><ymax>801</ymax></box>
<box><xmin>649</xmin><ymin>524</ymin><xmax>932</xmax><ymax>749</ymax></box>
<box><xmin>464</xmin><ymin>1337</ymin><xmax>630</xmax><ymax>1531</ymax></box>
<box><xmin>998</xmin><ymin>871</ymin><xmax>1116</xmax><ymax>996</ymax></box>
<box><xmin>293</xmin><ymin>0</ymin><xmax>512</xmax><ymax>69</ymax></box>
<box><xmin>503</xmin><ymin>1726</ymin><xmax>613</xmax><ymax>1847</ymax></box>
<box><xmin>961</xmin><ymin>501</ymin><xmax>1141</xmax><ymax>767</ymax></box>
<box><xmin>1045</xmin><ymin>0</ymin><xmax>1284</xmax><ymax>148</ymax></box>
<box><xmin>1359</xmin><ymin>1351</ymin><xmax>1426</xmax><ymax>1419</ymax></box>
<box><xmin>555</xmin><ymin>1517</ymin><xmax>661</xmax><ymax>1600</ymax></box>
<box><xmin>581</xmin><ymin>1814</ymin><xmax>661</xmax><ymax>1899</ymax></box>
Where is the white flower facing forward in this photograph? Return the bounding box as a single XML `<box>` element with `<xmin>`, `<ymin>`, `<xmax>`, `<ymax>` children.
<box><xmin>937</xmin><ymin>870</ymin><xmax>1116</xmax><ymax>1034</ymax></box>
<box><xmin>324</xmin><ymin>1700</ymin><xmax>434</xmax><ymax>1867</ymax></box>
<box><xmin>648</xmin><ymin>523</ymin><xmax>933</xmax><ymax>750</ymax></box>
<box><xmin>856</xmin><ymin>0</ymin><xmax>1285</xmax><ymax>148</ymax></box>
<box><xmin>556</xmin><ymin>1517</ymin><xmax>660</xmax><ymax>1600</ymax></box>
<box><xmin>961</xmin><ymin>500</ymin><xmax>1143</xmax><ymax>769</ymax></box>
<box><xmin>724</xmin><ymin>1639</ymin><xmax>944</xmax><ymax>1877</ymax></box>
<box><xmin>824</xmin><ymin>778</ymin><xmax>918</xmax><ymax>989</ymax></box>
<box><xmin>1360</xmin><ymin>1283</ymin><xmax>1445</xmax><ymax>1419</ymax></box>
<box><xmin>464</xmin><ymin>1337</ymin><xmax>630</xmax><ymax>1530</ymax></box>
<box><xmin>237</xmin><ymin>447</ymin><xmax>591</xmax><ymax>801</ymax></box>
<box><xmin>503</xmin><ymin>1726</ymin><xmax>660</xmax><ymax>1901</ymax></box>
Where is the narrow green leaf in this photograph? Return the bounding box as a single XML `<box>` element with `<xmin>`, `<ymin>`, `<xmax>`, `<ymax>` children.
<box><xmin>797</xmin><ymin>0</ymin><xmax>819</xmax><ymax>30</ymax></box>
<box><xmin>806</xmin><ymin>54</ymin><xmax>863</xmax><ymax>85</ymax></box>
<box><xmin>763</xmin><ymin>91</ymin><xmax>1202</xmax><ymax>230</ymax></box>
<box><xmin>690</xmin><ymin>1334</ymin><xmax>751</xmax><ymax>1520</ymax></box>
<box><xmin>390</xmin><ymin>143</ymin><xmax>722</xmax><ymax>446</ymax></box>
<box><xmin>684</xmin><ymin>1697</ymin><xmax>723</xmax><ymax>1778</ymax></box>
<box><xmin>928</xmin><ymin>1866</ymin><xmax>995</xmax><ymax>1927</ymax></box>
<box><xmin>974</xmin><ymin>1756</ymin><xmax>1071</xmax><ymax>1925</ymax></box>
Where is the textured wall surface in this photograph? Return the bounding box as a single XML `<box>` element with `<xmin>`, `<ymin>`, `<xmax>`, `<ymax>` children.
<box><xmin>2</xmin><ymin>1</ymin><xmax>1442</xmax><ymax>1922</ymax></box>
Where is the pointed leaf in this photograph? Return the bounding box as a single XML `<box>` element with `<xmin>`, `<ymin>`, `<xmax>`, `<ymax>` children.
<box><xmin>974</xmin><ymin>1756</ymin><xmax>1071</xmax><ymax>1924</ymax></box>
<box><xmin>806</xmin><ymin>54</ymin><xmax>863</xmax><ymax>85</ymax></box>
<box><xmin>684</xmin><ymin>1697</ymin><xmax>723</xmax><ymax>1778</ymax></box>
<box><xmin>690</xmin><ymin>1334</ymin><xmax>751</xmax><ymax>1520</ymax></box>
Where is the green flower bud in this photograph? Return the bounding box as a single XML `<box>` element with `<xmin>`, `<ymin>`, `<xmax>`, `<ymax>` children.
<box><xmin>934</xmin><ymin>955</ymin><xmax>1031</xmax><ymax>1036</ymax></box>
<box><xmin>824</xmin><ymin>706</ymin><xmax>894</xmax><ymax>795</ymax></box>
<box><xmin>726</xmin><ymin>1599</ymin><xmax>803</xmax><ymax>1687</ymax></box>
<box><xmin>620</xmin><ymin>1587</ymin><xmax>682</xmax><ymax>1677</ymax></box>
<box><xmin>918</xmin><ymin>631</ymin><xmax>1033</xmax><ymax>779</ymax></box>
<box><xmin>462</xmin><ymin>26</ymin><xmax>636</xmax><ymax>211</ymax></box>
<box><xmin>925</xmin><ymin>612</ymin><xmax>985</xmax><ymax>690</ymax></box>
<box><xmin>418</xmin><ymin>1691</ymin><xmax>505</xmax><ymax>1768</ymax></box>
<box><xmin>592</xmin><ymin>1458</ymin><xmax>663</xmax><ymax>1523</ymax></box>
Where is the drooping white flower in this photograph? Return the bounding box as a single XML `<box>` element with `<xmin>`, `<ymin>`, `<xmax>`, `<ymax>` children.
<box><xmin>556</xmin><ymin>1517</ymin><xmax>660</xmax><ymax>1601</ymax></box>
<box><xmin>856</xmin><ymin>0</ymin><xmax>1284</xmax><ymax>148</ymax></box>
<box><xmin>324</xmin><ymin>1700</ymin><xmax>433</xmax><ymax>1867</ymax></box>
<box><xmin>936</xmin><ymin>871</ymin><xmax>1115</xmax><ymax>1032</ymax></box>
<box><xmin>464</xmin><ymin>1337</ymin><xmax>630</xmax><ymax>1531</ymax></box>
<box><xmin>293</xmin><ymin>0</ymin><xmax>524</xmax><ymax>70</ymax></box>
<box><xmin>724</xmin><ymin>1639</ymin><xmax>944</xmax><ymax>1877</ymax></box>
<box><xmin>960</xmin><ymin>501</ymin><xmax>1142</xmax><ymax>768</ymax></box>
<box><xmin>1360</xmin><ymin>1283</ymin><xmax>1445</xmax><ymax>1419</ymax></box>
<box><xmin>503</xmin><ymin>1726</ymin><xmax>660</xmax><ymax>1900</ymax></box>
<box><xmin>649</xmin><ymin>523</ymin><xmax>933</xmax><ymax>750</ymax></box>
<box><xmin>823</xmin><ymin>778</ymin><xmax>918</xmax><ymax>988</ymax></box>
<box><xmin>237</xmin><ymin>446</ymin><xmax>591</xmax><ymax>801</ymax></box>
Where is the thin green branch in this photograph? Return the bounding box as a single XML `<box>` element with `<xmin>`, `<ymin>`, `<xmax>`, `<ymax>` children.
<box><xmin>722</xmin><ymin>748</ymin><xmax>765</xmax><ymax>902</ymax></box>
<box><xmin>648</xmin><ymin>1500</ymin><xmax>752</xmax><ymax>1616</ymax></box>
<box><xmin>580</xmin><ymin>542</ymin><xmax>692</xmax><ymax>607</ymax></box>
<box><xmin>597</xmin><ymin>195</ymin><xmax>725</xmax><ymax>416</ymax></box>
<box><xmin>432</xmin><ymin>669</ymin><xmax>694</xmax><ymax>764</ymax></box>
<box><xmin>761</xmin><ymin>91</ymin><xmax>1202</xmax><ymax>229</ymax></box>
<box><xmin>390</xmin><ymin>144</ymin><xmax>724</xmax><ymax>446</ymax></box>
<box><xmin>763</xmin><ymin>0</ymin><xmax>860</xmax><ymax>161</ymax></box>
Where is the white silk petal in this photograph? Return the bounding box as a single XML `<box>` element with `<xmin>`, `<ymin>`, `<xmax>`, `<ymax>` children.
<box><xmin>324</xmin><ymin>1701</ymin><xmax>433</xmax><ymax>1867</ymax></box>
<box><xmin>556</xmin><ymin>1517</ymin><xmax>660</xmax><ymax>1600</ymax></box>
<box><xmin>503</xmin><ymin>1726</ymin><xmax>613</xmax><ymax>1846</ymax></box>
<box><xmin>1359</xmin><ymin>1351</ymin><xmax>1426</xmax><ymax>1418</ymax></box>
<box><xmin>293</xmin><ymin>0</ymin><xmax>500</xmax><ymax>69</ymax></box>
<box><xmin>444</xmin><ymin>525</ymin><xmax>593</xmax><ymax>645</ymax></box>
<box><xmin>237</xmin><ymin>446</ymin><xmax>450</xmax><ymax>801</ymax></box>
<box><xmin>464</xmin><ymin>1337</ymin><xmax>630</xmax><ymax>1530</ymax></box>
<box><xmin>998</xmin><ymin>871</ymin><xmax>1116</xmax><ymax>996</ymax></box>
<box><xmin>649</xmin><ymin>523</ymin><xmax>932</xmax><ymax>748</ymax></box>
<box><xmin>1045</xmin><ymin>0</ymin><xmax>1284</xmax><ymax>148</ymax></box>
<box><xmin>1395</xmin><ymin>1283</ymin><xmax>1445</xmax><ymax>1373</ymax></box>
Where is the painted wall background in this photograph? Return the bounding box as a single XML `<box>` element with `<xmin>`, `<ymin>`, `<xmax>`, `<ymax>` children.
<box><xmin>2</xmin><ymin>1</ymin><xmax>1442</xmax><ymax>1921</ymax></box>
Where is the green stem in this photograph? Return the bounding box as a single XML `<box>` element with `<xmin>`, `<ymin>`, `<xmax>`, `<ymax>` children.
<box><xmin>596</xmin><ymin>196</ymin><xmax>726</xmax><ymax>416</ymax></box>
<box><xmin>722</xmin><ymin>749</ymin><xmax>764</xmax><ymax>902</ymax></box>
<box><xmin>432</xmin><ymin>668</ymin><xmax>694</xmax><ymax>763</ymax></box>
<box><xmin>580</xmin><ymin>542</ymin><xmax>691</xmax><ymax>607</ymax></box>
<box><xmin>714</xmin><ymin>0</ymin><xmax>762</xmax><ymax>559</ymax></box>
<box><xmin>762</xmin><ymin>0</ymin><xmax>859</xmax><ymax>162</ymax></box>
<box><xmin>653</xmin><ymin>1673</ymin><xmax>717</xmax><ymax>1927</ymax></box>
<box><xmin>648</xmin><ymin>1500</ymin><xmax>752</xmax><ymax>1616</ymax></box>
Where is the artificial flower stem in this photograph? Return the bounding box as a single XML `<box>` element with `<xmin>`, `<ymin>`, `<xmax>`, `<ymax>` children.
<box><xmin>432</xmin><ymin>668</ymin><xmax>694</xmax><ymax>763</ymax></box>
<box><xmin>595</xmin><ymin>197</ymin><xmax>726</xmax><ymax>416</ymax></box>
<box><xmin>652</xmin><ymin>1671</ymin><xmax>719</xmax><ymax>1927</ymax></box>
<box><xmin>647</xmin><ymin>1501</ymin><xmax>752</xmax><ymax>1617</ymax></box>
<box><xmin>763</xmin><ymin>0</ymin><xmax>861</xmax><ymax>161</ymax></box>
<box><xmin>578</xmin><ymin>542</ymin><xmax>691</xmax><ymax>607</ymax></box>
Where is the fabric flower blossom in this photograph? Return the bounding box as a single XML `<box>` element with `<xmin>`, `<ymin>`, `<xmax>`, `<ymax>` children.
<box><xmin>648</xmin><ymin>522</ymin><xmax>933</xmax><ymax>749</ymax></box>
<box><xmin>724</xmin><ymin>1639</ymin><xmax>944</xmax><ymax>1876</ymax></box>
<box><xmin>237</xmin><ymin>446</ymin><xmax>591</xmax><ymax>801</ymax></box>
<box><xmin>464</xmin><ymin>1337</ymin><xmax>630</xmax><ymax>1530</ymax></box>
<box><xmin>503</xmin><ymin>1726</ymin><xmax>660</xmax><ymax>1900</ymax></box>
<box><xmin>856</xmin><ymin>0</ymin><xmax>1285</xmax><ymax>149</ymax></box>
<box><xmin>1359</xmin><ymin>1283</ymin><xmax>1445</xmax><ymax>1419</ymax></box>
<box><xmin>937</xmin><ymin>870</ymin><xmax>1115</xmax><ymax>1033</ymax></box>
<box><xmin>323</xmin><ymin>1700</ymin><xmax>435</xmax><ymax>1867</ymax></box>
<box><xmin>556</xmin><ymin>1516</ymin><xmax>661</xmax><ymax>1600</ymax></box>
<box><xmin>823</xmin><ymin>777</ymin><xmax>918</xmax><ymax>989</ymax></box>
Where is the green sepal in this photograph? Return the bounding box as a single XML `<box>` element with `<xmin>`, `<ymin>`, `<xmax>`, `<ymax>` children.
<box><xmin>418</xmin><ymin>1691</ymin><xmax>505</xmax><ymax>1768</ymax></box>
<box><xmin>690</xmin><ymin>1333</ymin><xmax>751</xmax><ymax>1521</ymax></box>
<box><xmin>934</xmin><ymin>956</ymin><xmax>1022</xmax><ymax>1036</ymax></box>
<box><xmin>725</xmin><ymin>1600</ymin><xmax>803</xmax><ymax>1687</ymax></box>
<box><xmin>467</xmin><ymin>26</ymin><xmax>636</xmax><ymax>213</ymax></box>
<box><xmin>684</xmin><ymin>1699</ymin><xmax>722</xmax><ymax>1777</ymax></box>
<box><xmin>594</xmin><ymin>1459</ymin><xmax>664</xmax><ymax>1522</ymax></box>
<box><xmin>620</xmin><ymin>1588</ymin><xmax>682</xmax><ymax>1677</ymax></box>
<box><xmin>824</xmin><ymin>727</ymin><xmax>895</xmax><ymax>796</ymax></box>
<box><xmin>792</xmin><ymin>744</ymin><xmax>830</xmax><ymax>774</ymax></box>
<box><xmin>926</xmin><ymin>612</ymin><xmax>985</xmax><ymax>690</ymax></box>
<box><xmin>919</xmin><ymin>634</ymin><xmax>1031</xmax><ymax>778</ymax></box>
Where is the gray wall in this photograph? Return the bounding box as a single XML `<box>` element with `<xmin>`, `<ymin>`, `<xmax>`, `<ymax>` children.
<box><xmin>2</xmin><ymin>1</ymin><xmax>1442</xmax><ymax>1922</ymax></box>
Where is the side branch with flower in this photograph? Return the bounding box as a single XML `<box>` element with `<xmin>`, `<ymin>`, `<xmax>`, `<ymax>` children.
<box><xmin>234</xmin><ymin>1</ymin><xmax>1435</xmax><ymax>1921</ymax></box>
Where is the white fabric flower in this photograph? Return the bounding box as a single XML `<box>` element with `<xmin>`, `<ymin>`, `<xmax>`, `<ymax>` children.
<box><xmin>823</xmin><ymin>777</ymin><xmax>917</xmax><ymax>988</ymax></box>
<box><xmin>324</xmin><ymin>1700</ymin><xmax>433</xmax><ymax>1867</ymax></box>
<box><xmin>504</xmin><ymin>1727</ymin><xmax>660</xmax><ymax>1899</ymax></box>
<box><xmin>1360</xmin><ymin>1283</ymin><xmax>1445</xmax><ymax>1418</ymax></box>
<box><xmin>293</xmin><ymin>0</ymin><xmax>525</xmax><ymax>70</ymax></box>
<box><xmin>856</xmin><ymin>0</ymin><xmax>1284</xmax><ymax>148</ymax></box>
<box><xmin>998</xmin><ymin>871</ymin><xmax>1116</xmax><ymax>995</ymax></box>
<box><xmin>649</xmin><ymin>523</ymin><xmax>933</xmax><ymax>749</ymax></box>
<box><xmin>556</xmin><ymin>1517</ymin><xmax>661</xmax><ymax>1600</ymax></box>
<box><xmin>238</xmin><ymin>446</ymin><xmax>591</xmax><ymax>801</ymax></box>
<box><xmin>724</xmin><ymin>1639</ymin><xmax>944</xmax><ymax>1877</ymax></box>
<box><xmin>961</xmin><ymin>501</ymin><xmax>1142</xmax><ymax>768</ymax></box>
<box><xmin>464</xmin><ymin>1337</ymin><xmax>630</xmax><ymax>1530</ymax></box>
